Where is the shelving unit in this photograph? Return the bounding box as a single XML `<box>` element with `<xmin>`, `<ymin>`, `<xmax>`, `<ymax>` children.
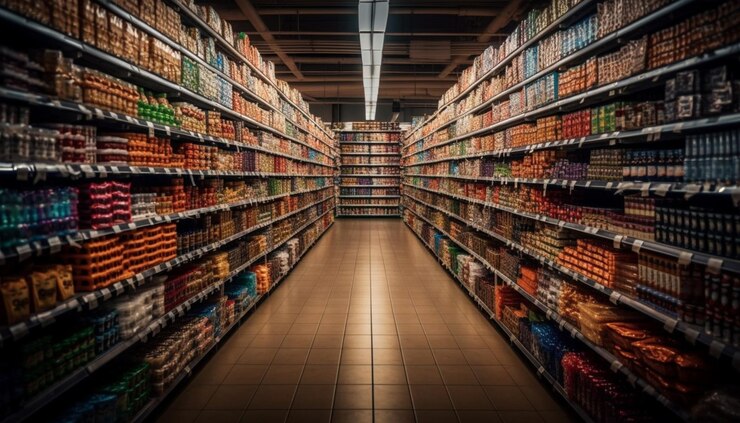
<box><xmin>0</xmin><ymin>1</ymin><xmax>337</xmax><ymax>422</ymax></box>
<box><xmin>336</xmin><ymin>124</ymin><xmax>403</xmax><ymax>217</ymax></box>
<box><xmin>400</xmin><ymin>0</ymin><xmax>740</xmax><ymax>421</ymax></box>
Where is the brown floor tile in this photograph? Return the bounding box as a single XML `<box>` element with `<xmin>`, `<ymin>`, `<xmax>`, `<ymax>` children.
<box><xmin>416</xmin><ymin>410</ymin><xmax>459</xmax><ymax>423</ymax></box>
<box><xmin>340</xmin><ymin>348</ymin><xmax>372</xmax><ymax>365</ymax></box>
<box><xmin>312</xmin><ymin>335</ymin><xmax>343</xmax><ymax>349</ymax></box>
<box><xmin>249</xmin><ymin>335</ymin><xmax>286</xmax><ymax>348</ymax></box>
<box><xmin>237</xmin><ymin>348</ymin><xmax>278</xmax><ymax>365</ymax></box>
<box><xmin>372</xmin><ymin>335</ymin><xmax>400</xmax><ymax>348</ymax></box>
<box><xmin>438</xmin><ymin>365</ymin><xmax>479</xmax><ymax>385</ymax></box>
<box><xmin>373</xmin><ymin>365</ymin><xmax>407</xmax><ymax>384</ymax></box>
<box><xmin>291</xmin><ymin>385</ymin><xmax>335</xmax><ymax>409</ymax></box>
<box><xmin>318</xmin><ymin>323</ymin><xmax>345</xmax><ymax>335</ymax></box>
<box><xmin>259</xmin><ymin>323</ymin><xmax>293</xmax><ymax>335</ymax></box>
<box><xmin>397</xmin><ymin>324</ymin><xmax>424</xmax><ymax>335</ymax></box>
<box><xmin>405</xmin><ymin>365</ymin><xmax>443</xmax><ymax>385</ymax></box>
<box><xmin>345</xmin><ymin>324</ymin><xmax>372</xmax><ymax>335</ymax></box>
<box><xmin>374</xmin><ymin>410</ymin><xmax>415</xmax><ymax>423</ymax></box>
<box><xmin>239</xmin><ymin>410</ymin><xmax>288</xmax><ymax>423</ymax></box>
<box><xmin>399</xmin><ymin>334</ymin><xmax>429</xmax><ymax>349</ymax></box>
<box><xmin>331</xmin><ymin>410</ymin><xmax>373</xmax><ymax>423</ymax></box>
<box><xmin>447</xmin><ymin>385</ymin><xmax>494</xmax><ymax>410</ymax></box>
<box><xmin>457</xmin><ymin>410</ymin><xmax>503</xmax><ymax>423</ymax></box>
<box><xmin>223</xmin><ymin>365</ymin><xmax>268</xmax><ymax>385</ymax></box>
<box><xmin>300</xmin><ymin>364</ymin><xmax>339</xmax><ymax>384</ymax></box>
<box><xmin>373</xmin><ymin>385</ymin><xmax>412</xmax><ymax>409</ymax></box>
<box><xmin>446</xmin><ymin>324</ymin><xmax>479</xmax><ymax>336</ymax></box>
<box><xmin>307</xmin><ymin>348</ymin><xmax>341</xmax><ymax>365</ymax></box>
<box><xmin>409</xmin><ymin>385</ymin><xmax>453</xmax><ymax>409</ymax></box>
<box><xmin>538</xmin><ymin>410</ymin><xmax>573</xmax><ymax>423</ymax></box>
<box><xmin>402</xmin><ymin>349</ymin><xmax>436</xmax><ymax>365</ymax></box>
<box><xmin>337</xmin><ymin>364</ymin><xmax>372</xmax><ymax>384</ymax></box>
<box><xmin>427</xmin><ymin>335</ymin><xmax>458</xmax><ymax>349</ymax></box>
<box><xmin>283</xmin><ymin>409</ymin><xmax>329</xmax><ymax>423</ymax></box>
<box><xmin>194</xmin><ymin>410</ymin><xmax>243</xmax><ymax>423</ymax></box>
<box><xmin>454</xmin><ymin>336</ymin><xmax>488</xmax><ymax>349</ymax></box>
<box><xmin>204</xmin><ymin>385</ymin><xmax>257</xmax><ymax>410</ymax></box>
<box><xmin>272</xmin><ymin>349</ymin><xmax>310</xmax><ymax>365</ymax></box>
<box><xmin>483</xmin><ymin>386</ymin><xmax>534</xmax><ymax>410</ymax></box>
<box><xmin>473</xmin><ymin>366</ymin><xmax>516</xmax><ymax>386</ymax></box>
<box><xmin>461</xmin><ymin>348</ymin><xmax>500</xmax><ymax>366</ymax></box>
<box><xmin>290</xmin><ymin>323</ymin><xmax>319</xmax><ymax>335</ymax></box>
<box><xmin>518</xmin><ymin>386</ymin><xmax>562</xmax><ymax>411</ymax></box>
<box><xmin>262</xmin><ymin>365</ymin><xmax>304</xmax><ymax>384</ymax></box>
<box><xmin>281</xmin><ymin>335</ymin><xmax>315</xmax><ymax>349</ymax></box>
<box><xmin>498</xmin><ymin>411</ymin><xmax>545</xmax><ymax>423</ymax></box>
<box><xmin>248</xmin><ymin>385</ymin><xmax>297</xmax><ymax>409</ymax></box>
<box><xmin>343</xmin><ymin>335</ymin><xmax>372</xmax><ymax>349</ymax></box>
<box><xmin>373</xmin><ymin>348</ymin><xmax>403</xmax><ymax>365</ymax></box>
<box><xmin>333</xmin><ymin>385</ymin><xmax>372</xmax><ymax>409</ymax></box>
<box><xmin>192</xmin><ymin>363</ymin><xmax>232</xmax><ymax>385</ymax></box>
<box><xmin>372</xmin><ymin>324</ymin><xmax>398</xmax><ymax>335</ymax></box>
<box><xmin>168</xmin><ymin>384</ymin><xmax>218</xmax><ymax>410</ymax></box>
<box><xmin>432</xmin><ymin>349</ymin><xmax>466</xmax><ymax>365</ymax></box>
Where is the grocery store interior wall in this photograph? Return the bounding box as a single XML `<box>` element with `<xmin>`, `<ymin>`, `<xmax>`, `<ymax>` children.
<box><xmin>310</xmin><ymin>103</ymin><xmax>435</xmax><ymax>124</ymax></box>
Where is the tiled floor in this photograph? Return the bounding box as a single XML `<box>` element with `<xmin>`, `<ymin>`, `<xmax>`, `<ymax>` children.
<box><xmin>156</xmin><ymin>219</ymin><xmax>573</xmax><ymax>423</ymax></box>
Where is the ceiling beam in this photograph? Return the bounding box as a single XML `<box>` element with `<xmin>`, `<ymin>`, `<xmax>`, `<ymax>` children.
<box><xmin>437</xmin><ymin>0</ymin><xmax>525</xmax><ymax>78</ymax></box>
<box><xmin>232</xmin><ymin>0</ymin><xmax>304</xmax><ymax>80</ymax></box>
<box><xmin>238</xmin><ymin>31</ymin><xmax>500</xmax><ymax>37</ymax></box>
<box><xmin>264</xmin><ymin>56</ymin><xmax>474</xmax><ymax>66</ymax></box>
<box><xmin>254</xmin><ymin>7</ymin><xmax>499</xmax><ymax>16</ymax></box>
<box><xmin>282</xmin><ymin>76</ymin><xmax>458</xmax><ymax>83</ymax></box>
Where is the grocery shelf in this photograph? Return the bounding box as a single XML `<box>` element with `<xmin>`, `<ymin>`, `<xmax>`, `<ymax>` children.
<box><xmin>0</xmin><ymin>161</ymin><xmax>332</xmax><ymax>181</ymax></box>
<box><xmin>338</xmin><ymin>142</ymin><xmax>400</xmax><ymax>145</ymax></box>
<box><xmin>338</xmin><ymin>195</ymin><xmax>400</xmax><ymax>199</ymax></box>
<box><xmin>131</xmin><ymin>217</ymin><xmax>333</xmax><ymax>422</ymax></box>
<box><xmin>402</xmin><ymin>192</ymin><xmax>740</xmax><ymax>369</ymax></box>
<box><xmin>0</xmin><ymin>186</ymin><xmax>333</xmax><ymax>265</ymax></box>
<box><xmin>405</xmin><ymin>182</ymin><xmax>740</xmax><ymax>275</ymax></box>
<box><xmin>0</xmin><ymin>86</ymin><xmax>335</xmax><ymax>168</ymax></box>
<box><xmin>0</xmin><ymin>210</ymin><xmax>334</xmax><ymax>423</ymax></box>
<box><xmin>0</xmin><ymin>196</ymin><xmax>335</xmax><ymax>345</ymax></box>
<box><xmin>334</xmin><ymin>129</ymin><xmax>403</xmax><ymax>133</ymax></box>
<box><xmin>404</xmin><ymin>204</ymin><xmax>689</xmax><ymax>420</ymax></box>
<box><xmin>340</xmin><ymin>185</ymin><xmax>399</xmax><ymax>188</ymax></box>
<box><xmin>163</xmin><ymin>0</ymin><xmax>335</xmax><ymax>145</ymax></box>
<box><xmin>403</xmin><ymin>173</ymin><xmax>740</xmax><ymax>199</ymax></box>
<box><xmin>340</xmin><ymin>152</ymin><xmax>400</xmax><ymax>156</ymax></box>
<box><xmin>404</xmin><ymin>219</ymin><xmax>597</xmax><ymax>423</ymax></box>
<box><xmin>0</xmin><ymin>8</ymin><xmax>334</xmax><ymax>161</ymax></box>
<box><xmin>339</xmin><ymin>174</ymin><xmax>401</xmax><ymax>177</ymax></box>
<box><xmin>341</xmin><ymin>163</ymin><xmax>400</xmax><ymax>167</ymax></box>
<box><xmin>403</xmin><ymin>40</ymin><xmax>740</xmax><ymax>157</ymax></box>
<box><xmin>338</xmin><ymin>204</ymin><xmax>400</xmax><ymax>208</ymax></box>
<box><xmin>403</xmin><ymin>112</ymin><xmax>740</xmax><ymax>163</ymax></box>
<box><xmin>403</xmin><ymin>0</ymin><xmax>695</xmax><ymax>147</ymax></box>
<box><xmin>336</xmin><ymin>214</ymin><xmax>401</xmax><ymax>217</ymax></box>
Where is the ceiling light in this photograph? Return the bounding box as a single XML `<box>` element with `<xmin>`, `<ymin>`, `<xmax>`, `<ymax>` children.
<box><xmin>358</xmin><ymin>0</ymin><xmax>388</xmax><ymax>121</ymax></box>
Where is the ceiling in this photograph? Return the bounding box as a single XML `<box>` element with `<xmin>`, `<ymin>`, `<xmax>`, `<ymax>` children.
<box><xmin>205</xmin><ymin>0</ymin><xmax>531</xmax><ymax>106</ymax></box>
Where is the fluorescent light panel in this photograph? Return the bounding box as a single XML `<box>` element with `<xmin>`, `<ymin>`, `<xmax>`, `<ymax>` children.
<box><xmin>358</xmin><ymin>0</ymin><xmax>388</xmax><ymax>120</ymax></box>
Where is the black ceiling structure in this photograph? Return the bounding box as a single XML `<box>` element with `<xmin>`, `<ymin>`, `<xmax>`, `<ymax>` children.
<box><xmin>204</xmin><ymin>0</ymin><xmax>531</xmax><ymax>106</ymax></box>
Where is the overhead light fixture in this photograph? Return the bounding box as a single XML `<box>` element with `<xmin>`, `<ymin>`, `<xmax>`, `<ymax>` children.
<box><xmin>358</xmin><ymin>0</ymin><xmax>388</xmax><ymax>121</ymax></box>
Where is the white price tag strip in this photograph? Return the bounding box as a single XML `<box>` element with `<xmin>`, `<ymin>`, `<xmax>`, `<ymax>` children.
<box><xmin>663</xmin><ymin>319</ymin><xmax>678</xmax><ymax>333</ymax></box>
<box><xmin>631</xmin><ymin>240</ymin><xmax>644</xmax><ymax>253</ymax></box>
<box><xmin>706</xmin><ymin>258</ymin><xmax>723</xmax><ymax>275</ymax></box>
<box><xmin>609</xmin><ymin>291</ymin><xmax>622</xmax><ymax>305</ymax></box>
<box><xmin>610</xmin><ymin>361</ymin><xmax>623</xmax><ymax>372</ymax></box>
<box><xmin>9</xmin><ymin>323</ymin><xmax>29</xmax><ymax>339</ymax></box>
<box><xmin>49</xmin><ymin>236</ymin><xmax>62</xmax><ymax>253</ymax></box>
<box><xmin>678</xmin><ymin>251</ymin><xmax>693</xmax><ymax>266</ymax></box>
<box><xmin>684</xmin><ymin>327</ymin><xmax>700</xmax><ymax>345</ymax></box>
<box><xmin>640</xmin><ymin>182</ymin><xmax>650</xmax><ymax>197</ymax></box>
<box><xmin>612</xmin><ymin>235</ymin><xmax>624</xmax><ymax>249</ymax></box>
<box><xmin>16</xmin><ymin>244</ymin><xmax>32</xmax><ymax>261</ymax></box>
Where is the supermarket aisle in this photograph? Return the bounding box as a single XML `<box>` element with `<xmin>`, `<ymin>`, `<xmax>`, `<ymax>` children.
<box><xmin>156</xmin><ymin>219</ymin><xmax>572</xmax><ymax>423</ymax></box>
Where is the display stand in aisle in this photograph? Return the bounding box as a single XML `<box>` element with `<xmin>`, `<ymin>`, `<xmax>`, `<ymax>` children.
<box><xmin>335</xmin><ymin>122</ymin><xmax>403</xmax><ymax>217</ymax></box>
